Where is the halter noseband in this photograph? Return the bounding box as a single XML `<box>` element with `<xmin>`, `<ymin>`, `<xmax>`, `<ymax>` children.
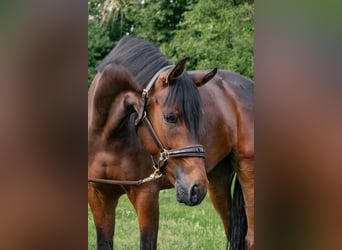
<box><xmin>134</xmin><ymin>65</ymin><xmax>206</xmax><ymax>174</ymax></box>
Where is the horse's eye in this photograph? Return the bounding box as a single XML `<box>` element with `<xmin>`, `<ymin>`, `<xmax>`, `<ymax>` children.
<box><xmin>163</xmin><ymin>113</ymin><xmax>178</xmax><ymax>124</ymax></box>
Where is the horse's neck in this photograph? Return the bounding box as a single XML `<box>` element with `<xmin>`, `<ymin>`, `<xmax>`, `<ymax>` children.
<box><xmin>88</xmin><ymin>113</ymin><xmax>141</xmax><ymax>160</ymax></box>
<box><xmin>89</xmin><ymin>80</ymin><xmax>137</xmax><ymax>141</ymax></box>
<box><xmin>99</xmin><ymin>112</ymin><xmax>138</xmax><ymax>147</ymax></box>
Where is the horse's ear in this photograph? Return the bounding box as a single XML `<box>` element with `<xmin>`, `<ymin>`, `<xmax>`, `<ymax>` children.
<box><xmin>191</xmin><ymin>68</ymin><xmax>217</xmax><ymax>87</ymax></box>
<box><xmin>167</xmin><ymin>57</ymin><xmax>188</xmax><ymax>83</ymax></box>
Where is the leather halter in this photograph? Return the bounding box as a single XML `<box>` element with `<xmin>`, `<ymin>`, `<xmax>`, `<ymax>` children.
<box><xmin>134</xmin><ymin>65</ymin><xmax>206</xmax><ymax>174</ymax></box>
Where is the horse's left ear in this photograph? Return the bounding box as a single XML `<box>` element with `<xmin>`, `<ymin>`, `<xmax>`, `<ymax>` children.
<box><xmin>167</xmin><ymin>57</ymin><xmax>188</xmax><ymax>83</ymax></box>
<box><xmin>191</xmin><ymin>68</ymin><xmax>218</xmax><ymax>87</ymax></box>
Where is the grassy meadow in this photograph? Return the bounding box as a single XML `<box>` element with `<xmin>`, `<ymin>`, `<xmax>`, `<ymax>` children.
<box><xmin>88</xmin><ymin>189</ymin><xmax>226</xmax><ymax>249</ymax></box>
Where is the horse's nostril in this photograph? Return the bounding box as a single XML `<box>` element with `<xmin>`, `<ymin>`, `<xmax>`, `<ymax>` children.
<box><xmin>190</xmin><ymin>185</ymin><xmax>199</xmax><ymax>204</ymax></box>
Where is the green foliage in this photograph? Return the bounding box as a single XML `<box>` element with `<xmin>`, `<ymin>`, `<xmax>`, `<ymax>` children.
<box><xmin>88</xmin><ymin>18</ymin><xmax>113</xmax><ymax>86</ymax></box>
<box><xmin>162</xmin><ymin>0</ymin><xmax>254</xmax><ymax>78</ymax></box>
<box><xmin>88</xmin><ymin>0</ymin><xmax>254</xmax><ymax>86</ymax></box>
<box><xmin>126</xmin><ymin>0</ymin><xmax>199</xmax><ymax>45</ymax></box>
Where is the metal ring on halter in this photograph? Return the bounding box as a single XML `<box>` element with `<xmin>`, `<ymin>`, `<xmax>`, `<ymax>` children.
<box><xmin>142</xmin><ymin>88</ymin><xmax>148</xmax><ymax>98</ymax></box>
<box><xmin>160</xmin><ymin>149</ymin><xmax>169</xmax><ymax>161</ymax></box>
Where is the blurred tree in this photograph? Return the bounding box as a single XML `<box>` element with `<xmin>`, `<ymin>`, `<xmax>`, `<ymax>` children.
<box><xmin>88</xmin><ymin>0</ymin><xmax>123</xmax><ymax>86</ymax></box>
<box><xmin>97</xmin><ymin>0</ymin><xmax>198</xmax><ymax>45</ymax></box>
<box><xmin>125</xmin><ymin>0</ymin><xmax>198</xmax><ymax>45</ymax></box>
<box><xmin>162</xmin><ymin>0</ymin><xmax>254</xmax><ymax>78</ymax></box>
<box><xmin>88</xmin><ymin>20</ymin><xmax>113</xmax><ymax>86</ymax></box>
<box><xmin>88</xmin><ymin>0</ymin><xmax>198</xmax><ymax>85</ymax></box>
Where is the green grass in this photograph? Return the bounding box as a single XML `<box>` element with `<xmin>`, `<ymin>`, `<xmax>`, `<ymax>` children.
<box><xmin>88</xmin><ymin>189</ymin><xmax>226</xmax><ymax>249</ymax></box>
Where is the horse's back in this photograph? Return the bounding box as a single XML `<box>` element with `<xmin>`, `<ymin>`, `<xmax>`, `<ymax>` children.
<box><xmin>191</xmin><ymin>69</ymin><xmax>253</xmax><ymax>107</ymax></box>
<box><xmin>216</xmin><ymin>70</ymin><xmax>253</xmax><ymax>108</ymax></box>
<box><xmin>216</xmin><ymin>70</ymin><xmax>254</xmax><ymax>166</ymax></box>
<box><xmin>214</xmin><ymin>70</ymin><xmax>254</xmax><ymax>126</ymax></box>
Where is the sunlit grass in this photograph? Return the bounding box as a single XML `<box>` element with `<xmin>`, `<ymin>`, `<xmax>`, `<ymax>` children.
<box><xmin>88</xmin><ymin>188</ymin><xmax>226</xmax><ymax>249</ymax></box>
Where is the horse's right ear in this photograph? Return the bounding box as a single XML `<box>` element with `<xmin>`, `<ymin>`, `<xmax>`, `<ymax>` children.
<box><xmin>191</xmin><ymin>68</ymin><xmax>217</xmax><ymax>87</ymax></box>
<box><xmin>167</xmin><ymin>57</ymin><xmax>188</xmax><ymax>83</ymax></box>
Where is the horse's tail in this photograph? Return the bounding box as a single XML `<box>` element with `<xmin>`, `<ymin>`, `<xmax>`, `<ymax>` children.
<box><xmin>228</xmin><ymin>175</ymin><xmax>247</xmax><ymax>250</ymax></box>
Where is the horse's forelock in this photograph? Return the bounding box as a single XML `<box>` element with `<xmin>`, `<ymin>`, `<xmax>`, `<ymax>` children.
<box><xmin>164</xmin><ymin>72</ymin><xmax>202</xmax><ymax>138</ymax></box>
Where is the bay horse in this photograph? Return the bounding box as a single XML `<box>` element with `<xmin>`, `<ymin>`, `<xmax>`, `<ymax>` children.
<box><xmin>88</xmin><ymin>36</ymin><xmax>254</xmax><ymax>250</ymax></box>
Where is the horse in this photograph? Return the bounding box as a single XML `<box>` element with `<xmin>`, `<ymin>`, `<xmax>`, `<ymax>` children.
<box><xmin>88</xmin><ymin>36</ymin><xmax>254</xmax><ymax>250</ymax></box>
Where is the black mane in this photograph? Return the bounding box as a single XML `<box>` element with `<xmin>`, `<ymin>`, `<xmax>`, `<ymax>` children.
<box><xmin>97</xmin><ymin>36</ymin><xmax>171</xmax><ymax>87</ymax></box>
<box><xmin>98</xmin><ymin>36</ymin><xmax>202</xmax><ymax>137</ymax></box>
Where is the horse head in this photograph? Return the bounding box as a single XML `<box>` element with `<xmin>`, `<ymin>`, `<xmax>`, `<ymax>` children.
<box><xmin>135</xmin><ymin>58</ymin><xmax>217</xmax><ymax>206</ymax></box>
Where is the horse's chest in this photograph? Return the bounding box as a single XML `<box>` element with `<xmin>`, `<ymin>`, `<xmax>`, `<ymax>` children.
<box><xmin>89</xmin><ymin>151</ymin><xmax>126</xmax><ymax>178</ymax></box>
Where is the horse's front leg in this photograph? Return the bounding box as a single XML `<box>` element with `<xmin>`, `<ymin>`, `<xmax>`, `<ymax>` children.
<box><xmin>207</xmin><ymin>158</ymin><xmax>235</xmax><ymax>237</ymax></box>
<box><xmin>88</xmin><ymin>184</ymin><xmax>119</xmax><ymax>250</ymax></box>
<box><xmin>127</xmin><ymin>184</ymin><xmax>160</xmax><ymax>250</ymax></box>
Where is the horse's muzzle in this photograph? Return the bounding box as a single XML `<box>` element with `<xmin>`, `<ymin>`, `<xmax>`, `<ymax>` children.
<box><xmin>176</xmin><ymin>182</ymin><xmax>207</xmax><ymax>206</ymax></box>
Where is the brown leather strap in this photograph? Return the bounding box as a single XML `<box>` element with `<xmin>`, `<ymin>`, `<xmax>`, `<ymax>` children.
<box><xmin>88</xmin><ymin>178</ymin><xmax>143</xmax><ymax>185</ymax></box>
<box><xmin>141</xmin><ymin>115</ymin><xmax>205</xmax><ymax>158</ymax></box>
<box><xmin>135</xmin><ymin>65</ymin><xmax>174</xmax><ymax>126</ymax></box>
<box><xmin>88</xmin><ymin>168</ymin><xmax>163</xmax><ymax>186</ymax></box>
<box><xmin>141</xmin><ymin>115</ymin><xmax>165</xmax><ymax>152</ymax></box>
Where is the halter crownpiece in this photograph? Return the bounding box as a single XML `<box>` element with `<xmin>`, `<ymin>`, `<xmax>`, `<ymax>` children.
<box><xmin>135</xmin><ymin>65</ymin><xmax>174</xmax><ymax>126</ymax></box>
